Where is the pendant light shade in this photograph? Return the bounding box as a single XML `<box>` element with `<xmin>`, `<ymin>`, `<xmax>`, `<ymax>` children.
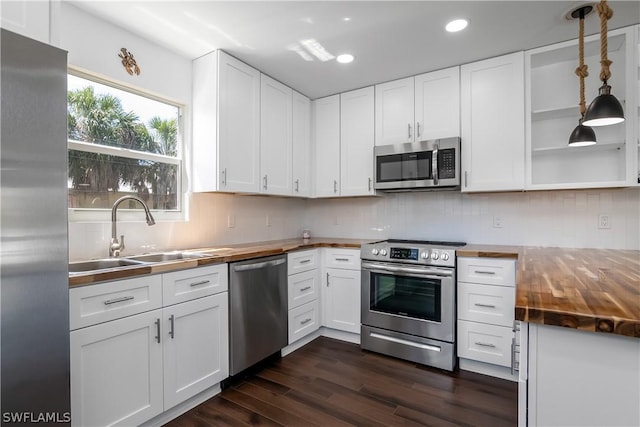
<box><xmin>582</xmin><ymin>84</ymin><xmax>625</xmax><ymax>126</ymax></box>
<box><xmin>568</xmin><ymin>120</ymin><xmax>597</xmax><ymax>147</ymax></box>
<box><xmin>582</xmin><ymin>0</ymin><xmax>624</xmax><ymax>127</ymax></box>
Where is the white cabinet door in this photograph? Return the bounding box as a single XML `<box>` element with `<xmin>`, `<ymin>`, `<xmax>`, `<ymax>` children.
<box><xmin>312</xmin><ymin>95</ymin><xmax>340</xmax><ymax>197</ymax></box>
<box><xmin>414</xmin><ymin>66</ymin><xmax>460</xmax><ymax>140</ymax></box>
<box><xmin>218</xmin><ymin>51</ymin><xmax>261</xmax><ymax>193</ymax></box>
<box><xmin>163</xmin><ymin>293</ymin><xmax>229</xmax><ymax>410</ymax></box>
<box><xmin>260</xmin><ymin>74</ymin><xmax>292</xmax><ymax>195</ymax></box>
<box><xmin>292</xmin><ymin>91</ymin><xmax>311</xmax><ymax>197</ymax></box>
<box><xmin>375</xmin><ymin>77</ymin><xmax>414</xmax><ymax>145</ymax></box>
<box><xmin>0</xmin><ymin>0</ymin><xmax>51</xmax><ymax>44</ymax></box>
<box><xmin>70</xmin><ymin>310</ymin><xmax>163</xmax><ymax>427</ymax></box>
<box><xmin>461</xmin><ymin>52</ymin><xmax>525</xmax><ymax>192</ymax></box>
<box><xmin>322</xmin><ymin>268</ymin><xmax>361</xmax><ymax>333</ymax></box>
<box><xmin>340</xmin><ymin>86</ymin><xmax>375</xmax><ymax>196</ymax></box>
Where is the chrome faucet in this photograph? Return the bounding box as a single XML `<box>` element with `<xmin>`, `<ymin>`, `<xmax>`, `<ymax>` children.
<box><xmin>109</xmin><ymin>195</ymin><xmax>156</xmax><ymax>257</ymax></box>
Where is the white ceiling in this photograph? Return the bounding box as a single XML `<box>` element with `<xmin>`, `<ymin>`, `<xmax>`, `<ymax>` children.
<box><xmin>68</xmin><ymin>1</ymin><xmax>640</xmax><ymax>99</ymax></box>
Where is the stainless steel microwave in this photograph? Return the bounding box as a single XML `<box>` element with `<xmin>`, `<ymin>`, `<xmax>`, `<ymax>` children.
<box><xmin>374</xmin><ymin>137</ymin><xmax>461</xmax><ymax>191</ymax></box>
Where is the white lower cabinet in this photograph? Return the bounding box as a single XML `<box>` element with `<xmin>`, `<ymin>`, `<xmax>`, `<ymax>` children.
<box><xmin>70</xmin><ymin>310</ymin><xmax>164</xmax><ymax>427</ymax></box>
<box><xmin>288</xmin><ymin>299</ymin><xmax>320</xmax><ymax>343</ymax></box>
<box><xmin>321</xmin><ymin>248</ymin><xmax>361</xmax><ymax>334</ymax></box>
<box><xmin>457</xmin><ymin>256</ymin><xmax>517</xmax><ymax>380</ymax></box>
<box><xmin>70</xmin><ymin>264</ymin><xmax>229</xmax><ymax>426</ymax></box>
<box><xmin>287</xmin><ymin>249</ymin><xmax>320</xmax><ymax>343</ymax></box>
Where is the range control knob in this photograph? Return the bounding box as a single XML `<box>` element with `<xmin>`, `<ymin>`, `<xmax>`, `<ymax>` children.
<box><xmin>421</xmin><ymin>252</ymin><xmax>429</xmax><ymax>259</ymax></box>
<box><xmin>372</xmin><ymin>248</ymin><xmax>379</xmax><ymax>255</ymax></box>
<box><xmin>441</xmin><ymin>253</ymin><xmax>450</xmax><ymax>261</ymax></box>
<box><xmin>380</xmin><ymin>249</ymin><xmax>388</xmax><ymax>256</ymax></box>
<box><xmin>431</xmin><ymin>252</ymin><xmax>440</xmax><ymax>260</ymax></box>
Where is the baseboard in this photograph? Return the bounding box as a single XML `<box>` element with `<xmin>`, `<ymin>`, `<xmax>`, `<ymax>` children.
<box><xmin>459</xmin><ymin>357</ymin><xmax>518</xmax><ymax>382</ymax></box>
<box><xmin>140</xmin><ymin>384</ymin><xmax>222</xmax><ymax>427</ymax></box>
<box><xmin>320</xmin><ymin>327</ymin><xmax>360</xmax><ymax>344</ymax></box>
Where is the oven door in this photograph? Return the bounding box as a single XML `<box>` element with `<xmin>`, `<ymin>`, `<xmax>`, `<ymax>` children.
<box><xmin>361</xmin><ymin>261</ymin><xmax>455</xmax><ymax>343</ymax></box>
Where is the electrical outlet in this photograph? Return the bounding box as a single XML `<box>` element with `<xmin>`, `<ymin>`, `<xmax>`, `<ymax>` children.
<box><xmin>493</xmin><ymin>216</ymin><xmax>504</xmax><ymax>228</ymax></box>
<box><xmin>598</xmin><ymin>214</ymin><xmax>611</xmax><ymax>229</ymax></box>
<box><xmin>227</xmin><ymin>215</ymin><xmax>235</xmax><ymax>228</ymax></box>
<box><xmin>266</xmin><ymin>214</ymin><xmax>272</xmax><ymax>227</ymax></box>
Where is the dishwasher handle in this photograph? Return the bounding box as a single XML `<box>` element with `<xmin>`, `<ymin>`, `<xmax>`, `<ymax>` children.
<box><xmin>233</xmin><ymin>258</ymin><xmax>286</xmax><ymax>272</ymax></box>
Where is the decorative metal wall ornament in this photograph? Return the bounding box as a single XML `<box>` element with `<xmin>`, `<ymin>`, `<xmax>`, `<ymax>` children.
<box><xmin>118</xmin><ymin>48</ymin><xmax>141</xmax><ymax>76</ymax></box>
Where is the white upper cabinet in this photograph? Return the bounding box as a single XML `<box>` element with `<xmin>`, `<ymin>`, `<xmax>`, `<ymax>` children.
<box><xmin>292</xmin><ymin>91</ymin><xmax>311</xmax><ymax>197</ymax></box>
<box><xmin>260</xmin><ymin>74</ymin><xmax>292</xmax><ymax>195</ymax></box>
<box><xmin>636</xmin><ymin>24</ymin><xmax>640</xmax><ymax>186</ymax></box>
<box><xmin>312</xmin><ymin>94</ymin><xmax>341</xmax><ymax>197</ymax></box>
<box><xmin>340</xmin><ymin>86</ymin><xmax>375</xmax><ymax>196</ymax></box>
<box><xmin>0</xmin><ymin>0</ymin><xmax>53</xmax><ymax>44</ymax></box>
<box><xmin>375</xmin><ymin>67</ymin><xmax>460</xmax><ymax>146</ymax></box>
<box><xmin>526</xmin><ymin>27</ymin><xmax>637</xmax><ymax>190</ymax></box>
<box><xmin>375</xmin><ymin>77</ymin><xmax>415</xmax><ymax>145</ymax></box>
<box><xmin>192</xmin><ymin>50</ymin><xmax>260</xmax><ymax>193</ymax></box>
<box><xmin>414</xmin><ymin>67</ymin><xmax>460</xmax><ymax>140</ymax></box>
<box><xmin>461</xmin><ymin>51</ymin><xmax>526</xmax><ymax>192</ymax></box>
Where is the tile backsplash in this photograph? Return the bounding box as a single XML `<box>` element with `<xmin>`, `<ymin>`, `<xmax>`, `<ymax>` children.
<box><xmin>69</xmin><ymin>187</ymin><xmax>640</xmax><ymax>260</ymax></box>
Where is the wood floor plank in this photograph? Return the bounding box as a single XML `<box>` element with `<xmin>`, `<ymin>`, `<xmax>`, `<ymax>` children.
<box><xmin>163</xmin><ymin>337</ymin><xmax>518</xmax><ymax>427</ymax></box>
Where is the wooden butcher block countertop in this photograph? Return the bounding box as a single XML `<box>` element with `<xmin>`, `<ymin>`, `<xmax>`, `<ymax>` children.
<box><xmin>459</xmin><ymin>245</ymin><xmax>640</xmax><ymax>338</ymax></box>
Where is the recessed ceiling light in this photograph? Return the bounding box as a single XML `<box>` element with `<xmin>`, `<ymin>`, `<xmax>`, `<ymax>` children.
<box><xmin>445</xmin><ymin>19</ymin><xmax>468</xmax><ymax>33</ymax></box>
<box><xmin>336</xmin><ymin>54</ymin><xmax>354</xmax><ymax>64</ymax></box>
<box><xmin>343</xmin><ymin>17</ymin><xmax>351</xmax><ymax>22</ymax></box>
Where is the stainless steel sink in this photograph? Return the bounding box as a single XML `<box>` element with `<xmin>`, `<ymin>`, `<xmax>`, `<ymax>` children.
<box><xmin>68</xmin><ymin>258</ymin><xmax>147</xmax><ymax>274</ymax></box>
<box><xmin>125</xmin><ymin>251</ymin><xmax>207</xmax><ymax>263</ymax></box>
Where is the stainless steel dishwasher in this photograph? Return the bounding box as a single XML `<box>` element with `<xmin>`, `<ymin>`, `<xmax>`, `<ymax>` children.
<box><xmin>229</xmin><ymin>254</ymin><xmax>288</xmax><ymax>376</ymax></box>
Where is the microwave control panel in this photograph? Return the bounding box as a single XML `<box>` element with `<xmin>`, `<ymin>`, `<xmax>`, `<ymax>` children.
<box><xmin>438</xmin><ymin>149</ymin><xmax>456</xmax><ymax>179</ymax></box>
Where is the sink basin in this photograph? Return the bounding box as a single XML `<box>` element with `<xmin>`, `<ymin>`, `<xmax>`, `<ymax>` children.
<box><xmin>69</xmin><ymin>258</ymin><xmax>147</xmax><ymax>273</ymax></box>
<box><xmin>125</xmin><ymin>251</ymin><xmax>207</xmax><ymax>263</ymax></box>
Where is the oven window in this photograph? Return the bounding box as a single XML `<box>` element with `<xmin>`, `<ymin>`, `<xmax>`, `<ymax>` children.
<box><xmin>370</xmin><ymin>273</ymin><xmax>441</xmax><ymax>322</ymax></box>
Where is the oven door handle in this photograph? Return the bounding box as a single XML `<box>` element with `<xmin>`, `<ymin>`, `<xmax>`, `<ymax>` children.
<box><xmin>361</xmin><ymin>262</ymin><xmax>453</xmax><ymax>278</ymax></box>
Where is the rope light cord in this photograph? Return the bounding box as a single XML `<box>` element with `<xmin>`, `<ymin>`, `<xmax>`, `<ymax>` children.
<box><xmin>596</xmin><ymin>0</ymin><xmax>613</xmax><ymax>83</ymax></box>
<box><xmin>575</xmin><ymin>11</ymin><xmax>589</xmax><ymax>117</ymax></box>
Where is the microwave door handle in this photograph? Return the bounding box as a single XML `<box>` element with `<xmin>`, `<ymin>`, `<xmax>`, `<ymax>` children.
<box><xmin>432</xmin><ymin>143</ymin><xmax>439</xmax><ymax>185</ymax></box>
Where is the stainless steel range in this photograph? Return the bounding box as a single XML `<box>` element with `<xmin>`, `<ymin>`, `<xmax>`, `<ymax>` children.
<box><xmin>360</xmin><ymin>239</ymin><xmax>465</xmax><ymax>371</ymax></box>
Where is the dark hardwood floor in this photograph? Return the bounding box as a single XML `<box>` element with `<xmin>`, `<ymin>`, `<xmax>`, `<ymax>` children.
<box><xmin>164</xmin><ymin>337</ymin><xmax>518</xmax><ymax>427</ymax></box>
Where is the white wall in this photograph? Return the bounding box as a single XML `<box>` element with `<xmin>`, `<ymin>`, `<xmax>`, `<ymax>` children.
<box><xmin>305</xmin><ymin>188</ymin><xmax>640</xmax><ymax>249</ymax></box>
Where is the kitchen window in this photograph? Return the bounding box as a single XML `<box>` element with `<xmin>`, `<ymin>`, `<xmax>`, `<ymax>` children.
<box><xmin>67</xmin><ymin>71</ymin><xmax>184</xmax><ymax>219</ymax></box>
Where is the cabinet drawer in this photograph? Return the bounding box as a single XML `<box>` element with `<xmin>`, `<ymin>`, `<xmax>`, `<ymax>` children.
<box><xmin>288</xmin><ymin>299</ymin><xmax>320</xmax><ymax>344</ymax></box>
<box><xmin>324</xmin><ymin>248</ymin><xmax>360</xmax><ymax>270</ymax></box>
<box><xmin>70</xmin><ymin>275</ymin><xmax>163</xmax><ymax>330</ymax></box>
<box><xmin>458</xmin><ymin>282</ymin><xmax>515</xmax><ymax>327</ymax></box>
<box><xmin>162</xmin><ymin>263</ymin><xmax>228</xmax><ymax>306</ymax></box>
<box><xmin>288</xmin><ymin>268</ymin><xmax>319</xmax><ymax>309</ymax></box>
<box><xmin>458</xmin><ymin>320</ymin><xmax>514</xmax><ymax>367</ymax></box>
<box><xmin>457</xmin><ymin>257</ymin><xmax>516</xmax><ymax>286</ymax></box>
<box><xmin>288</xmin><ymin>249</ymin><xmax>319</xmax><ymax>275</ymax></box>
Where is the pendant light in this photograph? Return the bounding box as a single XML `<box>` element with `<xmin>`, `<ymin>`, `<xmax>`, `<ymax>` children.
<box><xmin>583</xmin><ymin>0</ymin><xmax>625</xmax><ymax>126</ymax></box>
<box><xmin>568</xmin><ymin>5</ymin><xmax>596</xmax><ymax>147</ymax></box>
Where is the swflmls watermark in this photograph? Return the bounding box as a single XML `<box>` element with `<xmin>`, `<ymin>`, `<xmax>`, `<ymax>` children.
<box><xmin>2</xmin><ymin>412</ymin><xmax>71</xmax><ymax>424</ymax></box>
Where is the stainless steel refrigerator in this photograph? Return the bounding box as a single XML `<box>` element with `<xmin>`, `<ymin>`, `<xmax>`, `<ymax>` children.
<box><xmin>1</xmin><ymin>29</ymin><xmax>70</xmax><ymax>424</ymax></box>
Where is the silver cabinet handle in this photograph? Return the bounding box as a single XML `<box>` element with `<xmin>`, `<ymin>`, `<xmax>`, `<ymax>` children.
<box><xmin>408</xmin><ymin>123</ymin><xmax>412</xmax><ymax>139</ymax></box>
<box><xmin>300</xmin><ymin>318</ymin><xmax>312</xmax><ymax>325</ymax></box>
<box><xmin>474</xmin><ymin>270</ymin><xmax>496</xmax><ymax>275</ymax></box>
<box><xmin>368</xmin><ymin>177</ymin><xmax>372</xmax><ymax>191</ymax></box>
<box><xmin>475</xmin><ymin>342</ymin><xmax>496</xmax><ymax>348</ymax></box>
<box><xmin>335</xmin><ymin>257</ymin><xmax>349</xmax><ymax>262</ymax></box>
<box><xmin>295</xmin><ymin>179</ymin><xmax>299</xmax><ymax>192</ymax></box>
<box><xmin>155</xmin><ymin>318</ymin><xmax>161</xmax><ymax>343</ymax></box>
<box><xmin>190</xmin><ymin>280</ymin><xmax>210</xmax><ymax>288</ymax></box>
<box><xmin>511</xmin><ymin>337</ymin><xmax>516</xmax><ymax>375</ymax></box>
<box><xmin>169</xmin><ymin>314</ymin><xmax>175</xmax><ymax>339</ymax></box>
<box><xmin>104</xmin><ymin>296</ymin><xmax>134</xmax><ymax>305</ymax></box>
<box><xmin>416</xmin><ymin>122</ymin><xmax>421</xmax><ymax>138</ymax></box>
<box><xmin>474</xmin><ymin>303</ymin><xmax>496</xmax><ymax>308</ymax></box>
<box><xmin>233</xmin><ymin>258</ymin><xmax>286</xmax><ymax>272</ymax></box>
<box><xmin>299</xmin><ymin>259</ymin><xmax>311</xmax><ymax>264</ymax></box>
<box><xmin>333</xmin><ymin>180</ymin><xmax>338</xmax><ymax>193</ymax></box>
<box><xmin>263</xmin><ymin>175</ymin><xmax>268</xmax><ymax>190</ymax></box>
<box><xmin>464</xmin><ymin>171</ymin><xmax>468</xmax><ymax>188</ymax></box>
<box><xmin>300</xmin><ymin>286</ymin><xmax>312</xmax><ymax>292</ymax></box>
<box><xmin>326</xmin><ymin>272</ymin><xmax>330</xmax><ymax>287</ymax></box>
<box><xmin>221</xmin><ymin>168</ymin><xmax>227</xmax><ymax>186</ymax></box>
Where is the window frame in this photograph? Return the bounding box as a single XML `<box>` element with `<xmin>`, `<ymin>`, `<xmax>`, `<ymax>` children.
<box><xmin>67</xmin><ymin>67</ymin><xmax>188</xmax><ymax>223</ymax></box>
